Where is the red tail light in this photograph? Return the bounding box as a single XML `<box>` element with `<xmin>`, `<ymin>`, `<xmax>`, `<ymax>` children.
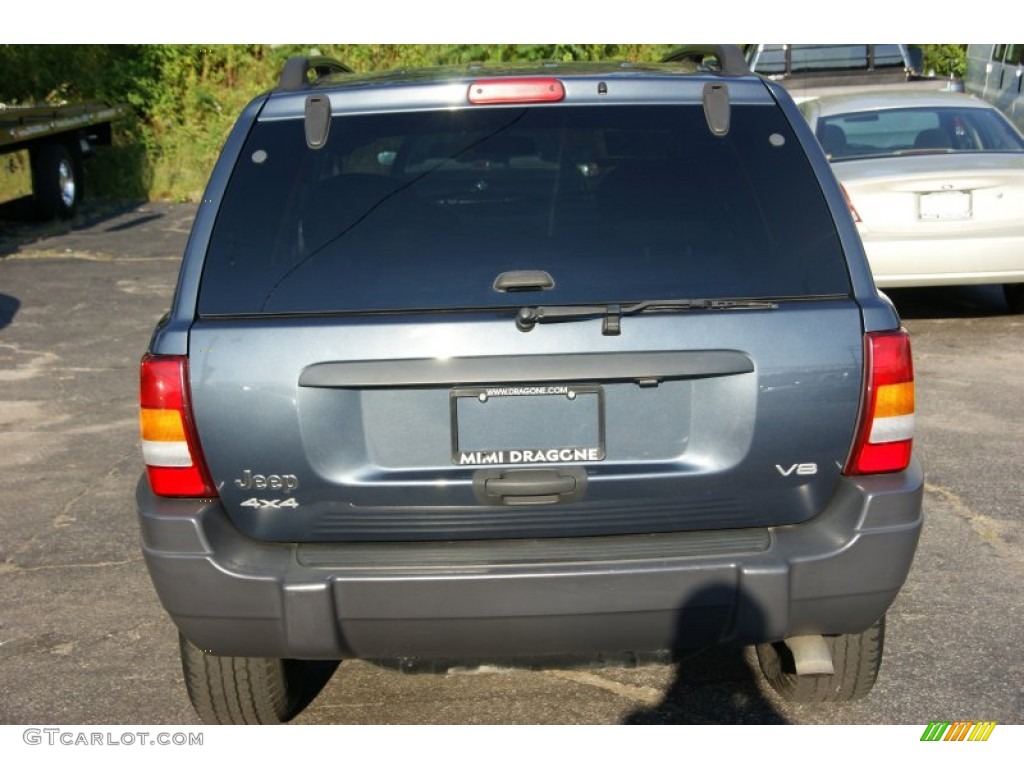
<box><xmin>140</xmin><ymin>354</ymin><xmax>217</xmax><ymax>497</ymax></box>
<box><xmin>844</xmin><ymin>330</ymin><xmax>915</xmax><ymax>475</ymax></box>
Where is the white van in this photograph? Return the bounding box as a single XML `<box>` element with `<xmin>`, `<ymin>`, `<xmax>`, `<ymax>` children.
<box><xmin>966</xmin><ymin>44</ymin><xmax>1024</xmax><ymax>132</ymax></box>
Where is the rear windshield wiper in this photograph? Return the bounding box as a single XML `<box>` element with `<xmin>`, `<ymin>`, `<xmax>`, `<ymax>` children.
<box><xmin>516</xmin><ymin>298</ymin><xmax>778</xmax><ymax>335</ymax></box>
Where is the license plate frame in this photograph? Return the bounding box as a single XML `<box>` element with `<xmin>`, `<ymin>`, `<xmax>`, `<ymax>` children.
<box><xmin>450</xmin><ymin>383</ymin><xmax>606</xmax><ymax>466</ymax></box>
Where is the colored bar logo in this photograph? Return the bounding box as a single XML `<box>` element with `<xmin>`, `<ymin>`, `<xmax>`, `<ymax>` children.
<box><xmin>921</xmin><ymin>721</ymin><xmax>997</xmax><ymax>741</ymax></box>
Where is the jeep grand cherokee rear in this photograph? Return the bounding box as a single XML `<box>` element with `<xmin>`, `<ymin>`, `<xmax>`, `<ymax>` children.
<box><xmin>136</xmin><ymin>47</ymin><xmax>923</xmax><ymax>724</ymax></box>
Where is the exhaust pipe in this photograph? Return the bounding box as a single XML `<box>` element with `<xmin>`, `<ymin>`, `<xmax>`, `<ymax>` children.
<box><xmin>783</xmin><ymin>635</ymin><xmax>834</xmax><ymax>675</ymax></box>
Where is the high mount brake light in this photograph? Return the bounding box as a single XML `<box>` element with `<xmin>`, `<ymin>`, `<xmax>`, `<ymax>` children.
<box><xmin>140</xmin><ymin>354</ymin><xmax>217</xmax><ymax>497</ymax></box>
<box><xmin>845</xmin><ymin>330</ymin><xmax>915</xmax><ymax>475</ymax></box>
<box><xmin>468</xmin><ymin>78</ymin><xmax>565</xmax><ymax>105</ymax></box>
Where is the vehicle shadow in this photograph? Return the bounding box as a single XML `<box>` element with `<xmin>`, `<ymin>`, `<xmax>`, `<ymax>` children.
<box><xmin>623</xmin><ymin>584</ymin><xmax>789</xmax><ymax>724</ymax></box>
<box><xmin>0</xmin><ymin>293</ymin><xmax>19</xmax><ymax>330</ymax></box>
<box><xmin>288</xmin><ymin>660</ymin><xmax>342</xmax><ymax>718</ymax></box>
<box><xmin>623</xmin><ymin>645</ymin><xmax>787</xmax><ymax>724</ymax></box>
<box><xmin>884</xmin><ymin>285</ymin><xmax>1012</xmax><ymax>320</ymax></box>
<box><xmin>339</xmin><ymin>582</ymin><xmax>791</xmax><ymax>725</ymax></box>
<box><xmin>0</xmin><ymin>197</ymin><xmax>150</xmax><ymax>258</ymax></box>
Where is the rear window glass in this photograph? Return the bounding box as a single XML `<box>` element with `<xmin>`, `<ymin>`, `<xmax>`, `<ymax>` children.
<box><xmin>818</xmin><ymin>106</ymin><xmax>1024</xmax><ymax>160</ymax></box>
<box><xmin>199</xmin><ymin>104</ymin><xmax>849</xmax><ymax>316</ymax></box>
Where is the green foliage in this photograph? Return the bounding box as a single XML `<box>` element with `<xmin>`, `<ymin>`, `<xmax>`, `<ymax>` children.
<box><xmin>0</xmin><ymin>44</ymin><xmax>122</xmax><ymax>104</ymax></box>
<box><xmin>919</xmin><ymin>44</ymin><xmax>967</xmax><ymax>78</ymax></box>
<box><xmin>0</xmin><ymin>150</ymin><xmax>32</xmax><ymax>203</ymax></box>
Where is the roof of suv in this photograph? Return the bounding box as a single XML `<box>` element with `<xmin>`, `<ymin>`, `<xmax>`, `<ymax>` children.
<box><xmin>258</xmin><ymin>53</ymin><xmax>773</xmax><ymax>124</ymax></box>
<box><xmin>272</xmin><ymin>45</ymin><xmax>755</xmax><ymax>94</ymax></box>
<box><xmin>296</xmin><ymin>61</ymin><xmax>707</xmax><ymax>89</ymax></box>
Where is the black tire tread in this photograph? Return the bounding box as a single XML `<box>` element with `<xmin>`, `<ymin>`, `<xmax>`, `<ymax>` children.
<box><xmin>1004</xmin><ymin>283</ymin><xmax>1024</xmax><ymax>314</ymax></box>
<box><xmin>755</xmin><ymin>616</ymin><xmax>885</xmax><ymax>703</ymax></box>
<box><xmin>30</xmin><ymin>142</ymin><xmax>81</xmax><ymax>220</ymax></box>
<box><xmin>179</xmin><ymin>633</ymin><xmax>298</xmax><ymax>724</ymax></box>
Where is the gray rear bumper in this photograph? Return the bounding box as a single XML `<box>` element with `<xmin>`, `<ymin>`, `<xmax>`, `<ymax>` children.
<box><xmin>136</xmin><ymin>460</ymin><xmax>923</xmax><ymax>660</ymax></box>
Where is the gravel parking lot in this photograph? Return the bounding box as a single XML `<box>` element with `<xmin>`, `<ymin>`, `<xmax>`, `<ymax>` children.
<box><xmin>1</xmin><ymin>201</ymin><xmax>1021</xmax><ymax>726</ymax></box>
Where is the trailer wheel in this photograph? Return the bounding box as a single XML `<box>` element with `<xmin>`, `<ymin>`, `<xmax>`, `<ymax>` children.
<box><xmin>31</xmin><ymin>142</ymin><xmax>82</xmax><ymax>219</ymax></box>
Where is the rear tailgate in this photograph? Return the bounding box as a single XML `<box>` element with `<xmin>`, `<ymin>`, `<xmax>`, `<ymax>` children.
<box><xmin>189</xmin><ymin>302</ymin><xmax>863</xmax><ymax>542</ymax></box>
<box><xmin>186</xmin><ymin>87</ymin><xmax>865</xmax><ymax>543</ymax></box>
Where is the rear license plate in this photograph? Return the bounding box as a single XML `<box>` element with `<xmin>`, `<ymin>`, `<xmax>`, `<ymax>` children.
<box><xmin>451</xmin><ymin>384</ymin><xmax>605</xmax><ymax>465</ymax></box>
<box><xmin>919</xmin><ymin>190</ymin><xmax>971</xmax><ymax>220</ymax></box>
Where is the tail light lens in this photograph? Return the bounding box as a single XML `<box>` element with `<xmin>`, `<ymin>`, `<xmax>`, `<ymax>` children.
<box><xmin>844</xmin><ymin>330</ymin><xmax>915</xmax><ymax>475</ymax></box>
<box><xmin>140</xmin><ymin>354</ymin><xmax>216</xmax><ymax>497</ymax></box>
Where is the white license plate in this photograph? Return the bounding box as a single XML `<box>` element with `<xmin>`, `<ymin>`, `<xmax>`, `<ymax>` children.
<box><xmin>919</xmin><ymin>191</ymin><xmax>971</xmax><ymax>220</ymax></box>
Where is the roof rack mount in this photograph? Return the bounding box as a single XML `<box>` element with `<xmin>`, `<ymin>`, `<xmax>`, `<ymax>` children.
<box><xmin>278</xmin><ymin>56</ymin><xmax>353</xmax><ymax>91</ymax></box>
<box><xmin>661</xmin><ymin>45</ymin><xmax>751</xmax><ymax>76</ymax></box>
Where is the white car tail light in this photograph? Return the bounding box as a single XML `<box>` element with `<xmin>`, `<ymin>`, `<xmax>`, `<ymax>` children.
<box><xmin>840</xmin><ymin>183</ymin><xmax>862</xmax><ymax>223</ymax></box>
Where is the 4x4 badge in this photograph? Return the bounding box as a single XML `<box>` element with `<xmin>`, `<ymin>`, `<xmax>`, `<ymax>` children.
<box><xmin>240</xmin><ymin>498</ymin><xmax>299</xmax><ymax>510</ymax></box>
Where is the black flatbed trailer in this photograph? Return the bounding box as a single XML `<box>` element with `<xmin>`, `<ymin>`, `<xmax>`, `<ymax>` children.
<box><xmin>1</xmin><ymin>100</ymin><xmax>127</xmax><ymax>218</ymax></box>
<box><xmin>736</xmin><ymin>44</ymin><xmax>961</xmax><ymax>103</ymax></box>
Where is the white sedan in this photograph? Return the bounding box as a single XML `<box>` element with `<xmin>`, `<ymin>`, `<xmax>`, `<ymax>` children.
<box><xmin>799</xmin><ymin>90</ymin><xmax>1024</xmax><ymax>312</ymax></box>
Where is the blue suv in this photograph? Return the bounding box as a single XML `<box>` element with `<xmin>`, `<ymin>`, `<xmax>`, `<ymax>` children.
<box><xmin>137</xmin><ymin>46</ymin><xmax>923</xmax><ymax>723</ymax></box>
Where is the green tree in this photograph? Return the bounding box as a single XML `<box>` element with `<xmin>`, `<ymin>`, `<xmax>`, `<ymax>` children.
<box><xmin>919</xmin><ymin>44</ymin><xmax>967</xmax><ymax>77</ymax></box>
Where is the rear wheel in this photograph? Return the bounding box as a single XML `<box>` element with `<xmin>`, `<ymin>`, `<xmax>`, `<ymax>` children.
<box><xmin>1004</xmin><ymin>283</ymin><xmax>1024</xmax><ymax>314</ymax></box>
<box><xmin>30</xmin><ymin>142</ymin><xmax>82</xmax><ymax>220</ymax></box>
<box><xmin>179</xmin><ymin>633</ymin><xmax>302</xmax><ymax>724</ymax></box>
<box><xmin>755</xmin><ymin>616</ymin><xmax>885</xmax><ymax>703</ymax></box>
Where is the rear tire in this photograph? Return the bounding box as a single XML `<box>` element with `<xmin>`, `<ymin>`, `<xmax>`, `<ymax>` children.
<box><xmin>30</xmin><ymin>142</ymin><xmax>82</xmax><ymax>220</ymax></box>
<box><xmin>1004</xmin><ymin>283</ymin><xmax>1024</xmax><ymax>314</ymax></box>
<box><xmin>179</xmin><ymin>633</ymin><xmax>302</xmax><ymax>724</ymax></box>
<box><xmin>755</xmin><ymin>616</ymin><xmax>885</xmax><ymax>703</ymax></box>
